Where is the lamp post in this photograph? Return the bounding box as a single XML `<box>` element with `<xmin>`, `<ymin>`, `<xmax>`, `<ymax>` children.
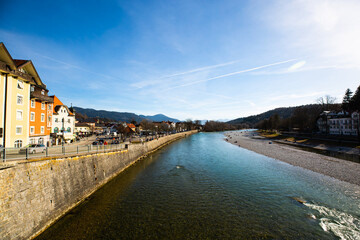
<box><xmin>62</xmin><ymin>118</ymin><xmax>65</xmax><ymax>145</ymax></box>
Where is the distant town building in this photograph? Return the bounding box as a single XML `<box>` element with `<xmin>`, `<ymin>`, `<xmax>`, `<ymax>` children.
<box><xmin>74</xmin><ymin>123</ymin><xmax>91</xmax><ymax>137</ymax></box>
<box><xmin>127</xmin><ymin>123</ymin><xmax>136</xmax><ymax>132</ymax></box>
<box><xmin>51</xmin><ymin>96</ymin><xmax>76</xmax><ymax>144</ymax></box>
<box><xmin>317</xmin><ymin>111</ymin><xmax>359</xmax><ymax>136</ymax></box>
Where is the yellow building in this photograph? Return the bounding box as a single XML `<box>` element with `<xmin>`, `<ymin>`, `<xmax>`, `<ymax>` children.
<box><xmin>0</xmin><ymin>43</ymin><xmax>45</xmax><ymax>148</ymax></box>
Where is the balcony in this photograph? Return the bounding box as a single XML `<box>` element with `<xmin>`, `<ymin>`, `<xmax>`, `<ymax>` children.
<box><xmin>0</xmin><ymin>61</ymin><xmax>35</xmax><ymax>83</ymax></box>
<box><xmin>30</xmin><ymin>88</ymin><xmax>54</xmax><ymax>103</ymax></box>
<box><xmin>0</xmin><ymin>61</ymin><xmax>8</xmax><ymax>72</ymax></box>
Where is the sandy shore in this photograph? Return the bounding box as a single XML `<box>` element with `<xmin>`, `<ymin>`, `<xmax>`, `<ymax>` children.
<box><xmin>225</xmin><ymin>131</ymin><xmax>360</xmax><ymax>186</ymax></box>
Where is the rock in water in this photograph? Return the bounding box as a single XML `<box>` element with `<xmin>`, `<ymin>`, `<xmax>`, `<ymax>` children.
<box><xmin>292</xmin><ymin>197</ymin><xmax>307</xmax><ymax>204</ymax></box>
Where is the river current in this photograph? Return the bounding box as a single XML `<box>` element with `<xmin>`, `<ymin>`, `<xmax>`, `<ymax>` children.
<box><xmin>36</xmin><ymin>132</ymin><xmax>360</xmax><ymax>240</ymax></box>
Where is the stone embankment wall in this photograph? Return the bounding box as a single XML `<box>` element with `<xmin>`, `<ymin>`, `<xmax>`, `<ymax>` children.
<box><xmin>0</xmin><ymin>131</ymin><xmax>196</xmax><ymax>240</ymax></box>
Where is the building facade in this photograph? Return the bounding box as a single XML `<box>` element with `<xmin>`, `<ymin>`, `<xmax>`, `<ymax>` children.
<box><xmin>0</xmin><ymin>43</ymin><xmax>48</xmax><ymax>148</ymax></box>
<box><xmin>74</xmin><ymin>123</ymin><xmax>91</xmax><ymax>137</ymax></box>
<box><xmin>317</xmin><ymin>111</ymin><xmax>359</xmax><ymax>136</ymax></box>
<box><xmin>29</xmin><ymin>85</ymin><xmax>53</xmax><ymax>146</ymax></box>
<box><xmin>51</xmin><ymin>96</ymin><xmax>75</xmax><ymax>144</ymax></box>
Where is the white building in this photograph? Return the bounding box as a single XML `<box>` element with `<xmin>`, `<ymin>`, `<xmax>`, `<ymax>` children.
<box><xmin>317</xmin><ymin>111</ymin><xmax>359</xmax><ymax>136</ymax></box>
<box><xmin>74</xmin><ymin>123</ymin><xmax>91</xmax><ymax>136</ymax></box>
<box><xmin>51</xmin><ymin>103</ymin><xmax>75</xmax><ymax>144</ymax></box>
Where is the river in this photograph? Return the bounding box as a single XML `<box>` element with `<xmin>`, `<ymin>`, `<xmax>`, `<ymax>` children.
<box><xmin>36</xmin><ymin>132</ymin><xmax>360</xmax><ymax>240</ymax></box>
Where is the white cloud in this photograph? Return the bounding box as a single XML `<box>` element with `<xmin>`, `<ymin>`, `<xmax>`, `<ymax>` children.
<box><xmin>270</xmin><ymin>92</ymin><xmax>325</xmax><ymax>101</ymax></box>
<box><xmin>288</xmin><ymin>61</ymin><xmax>306</xmax><ymax>71</ymax></box>
<box><xmin>264</xmin><ymin>0</ymin><xmax>360</xmax><ymax>67</ymax></box>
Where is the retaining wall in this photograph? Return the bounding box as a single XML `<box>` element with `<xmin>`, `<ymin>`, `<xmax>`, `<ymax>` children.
<box><xmin>0</xmin><ymin>131</ymin><xmax>196</xmax><ymax>240</ymax></box>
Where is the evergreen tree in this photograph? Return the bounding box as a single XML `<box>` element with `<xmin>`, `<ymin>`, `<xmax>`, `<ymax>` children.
<box><xmin>342</xmin><ymin>88</ymin><xmax>353</xmax><ymax>111</ymax></box>
<box><xmin>350</xmin><ymin>85</ymin><xmax>360</xmax><ymax>111</ymax></box>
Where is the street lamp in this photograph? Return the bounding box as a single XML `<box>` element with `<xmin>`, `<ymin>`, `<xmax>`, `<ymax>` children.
<box><xmin>62</xmin><ymin>118</ymin><xmax>65</xmax><ymax>145</ymax></box>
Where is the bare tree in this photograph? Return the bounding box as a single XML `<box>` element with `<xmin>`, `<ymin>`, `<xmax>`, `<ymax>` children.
<box><xmin>316</xmin><ymin>95</ymin><xmax>336</xmax><ymax>105</ymax></box>
<box><xmin>140</xmin><ymin>119</ymin><xmax>155</xmax><ymax>133</ymax></box>
<box><xmin>316</xmin><ymin>95</ymin><xmax>337</xmax><ymax>111</ymax></box>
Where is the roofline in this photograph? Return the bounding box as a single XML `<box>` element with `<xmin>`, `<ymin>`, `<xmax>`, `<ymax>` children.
<box><xmin>0</xmin><ymin>42</ymin><xmax>17</xmax><ymax>70</ymax></box>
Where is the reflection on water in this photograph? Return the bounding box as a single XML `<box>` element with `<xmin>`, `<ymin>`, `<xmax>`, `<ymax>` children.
<box><xmin>36</xmin><ymin>132</ymin><xmax>360</xmax><ymax>240</ymax></box>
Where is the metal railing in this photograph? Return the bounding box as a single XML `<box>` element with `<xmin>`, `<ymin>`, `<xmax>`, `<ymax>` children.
<box><xmin>0</xmin><ymin>131</ymin><xmax>189</xmax><ymax>162</ymax></box>
<box><xmin>1</xmin><ymin>143</ymin><xmax>127</xmax><ymax>162</ymax></box>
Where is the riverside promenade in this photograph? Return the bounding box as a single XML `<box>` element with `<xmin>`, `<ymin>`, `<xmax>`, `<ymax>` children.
<box><xmin>225</xmin><ymin>131</ymin><xmax>360</xmax><ymax>186</ymax></box>
<box><xmin>0</xmin><ymin>130</ymin><xmax>197</xmax><ymax>240</ymax></box>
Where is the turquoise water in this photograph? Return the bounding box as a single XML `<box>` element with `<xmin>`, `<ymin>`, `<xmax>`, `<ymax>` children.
<box><xmin>36</xmin><ymin>132</ymin><xmax>360</xmax><ymax>239</ymax></box>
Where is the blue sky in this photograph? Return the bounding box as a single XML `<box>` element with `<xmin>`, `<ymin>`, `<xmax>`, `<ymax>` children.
<box><xmin>1</xmin><ymin>0</ymin><xmax>359</xmax><ymax>121</ymax></box>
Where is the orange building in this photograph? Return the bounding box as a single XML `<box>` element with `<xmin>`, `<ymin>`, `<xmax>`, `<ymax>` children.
<box><xmin>29</xmin><ymin>85</ymin><xmax>53</xmax><ymax>146</ymax></box>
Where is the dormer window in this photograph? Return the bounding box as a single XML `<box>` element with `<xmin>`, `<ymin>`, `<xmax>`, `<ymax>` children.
<box><xmin>17</xmin><ymin>80</ymin><xmax>24</xmax><ymax>90</ymax></box>
<box><xmin>41</xmin><ymin>90</ymin><xmax>45</xmax><ymax>95</ymax></box>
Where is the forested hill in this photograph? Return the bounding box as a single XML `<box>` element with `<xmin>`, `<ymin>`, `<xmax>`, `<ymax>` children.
<box><xmin>73</xmin><ymin>107</ymin><xmax>179</xmax><ymax>123</ymax></box>
<box><xmin>227</xmin><ymin>107</ymin><xmax>297</xmax><ymax>125</ymax></box>
<box><xmin>228</xmin><ymin>103</ymin><xmax>342</xmax><ymax>127</ymax></box>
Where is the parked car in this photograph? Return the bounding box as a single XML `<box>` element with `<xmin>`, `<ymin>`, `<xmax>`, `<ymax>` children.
<box><xmin>19</xmin><ymin>144</ymin><xmax>46</xmax><ymax>154</ymax></box>
<box><xmin>110</xmin><ymin>140</ymin><xmax>120</xmax><ymax>145</ymax></box>
<box><xmin>92</xmin><ymin>141</ymin><xmax>103</xmax><ymax>145</ymax></box>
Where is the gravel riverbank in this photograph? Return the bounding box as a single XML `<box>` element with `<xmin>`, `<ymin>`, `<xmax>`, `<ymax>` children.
<box><xmin>225</xmin><ymin>131</ymin><xmax>360</xmax><ymax>186</ymax></box>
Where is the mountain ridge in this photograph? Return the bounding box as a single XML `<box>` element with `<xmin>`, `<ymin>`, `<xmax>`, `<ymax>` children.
<box><xmin>73</xmin><ymin>107</ymin><xmax>180</xmax><ymax>123</ymax></box>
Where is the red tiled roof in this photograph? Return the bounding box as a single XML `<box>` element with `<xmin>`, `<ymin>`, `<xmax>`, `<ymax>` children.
<box><xmin>127</xmin><ymin>123</ymin><xmax>136</xmax><ymax>128</ymax></box>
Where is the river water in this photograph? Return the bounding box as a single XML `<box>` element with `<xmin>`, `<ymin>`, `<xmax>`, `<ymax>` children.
<box><xmin>36</xmin><ymin>132</ymin><xmax>360</xmax><ymax>240</ymax></box>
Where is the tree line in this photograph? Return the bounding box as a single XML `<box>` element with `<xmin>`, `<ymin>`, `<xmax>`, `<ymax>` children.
<box><xmin>256</xmin><ymin>85</ymin><xmax>360</xmax><ymax>132</ymax></box>
<box><xmin>203</xmin><ymin>121</ymin><xmax>237</xmax><ymax>132</ymax></box>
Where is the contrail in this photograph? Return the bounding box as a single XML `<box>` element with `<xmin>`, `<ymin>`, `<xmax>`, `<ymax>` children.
<box><xmin>160</xmin><ymin>60</ymin><xmax>239</xmax><ymax>79</ymax></box>
<box><xmin>165</xmin><ymin>59</ymin><xmax>297</xmax><ymax>90</ymax></box>
<box><xmin>133</xmin><ymin>60</ymin><xmax>239</xmax><ymax>89</ymax></box>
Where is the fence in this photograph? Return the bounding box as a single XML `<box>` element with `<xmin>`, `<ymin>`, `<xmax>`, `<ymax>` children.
<box><xmin>1</xmin><ymin>143</ymin><xmax>127</xmax><ymax>162</ymax></box>
<box><xmin>0</xmin><ymin>131</ymin><xmax>190</xmax><ymax>162</ymax></box>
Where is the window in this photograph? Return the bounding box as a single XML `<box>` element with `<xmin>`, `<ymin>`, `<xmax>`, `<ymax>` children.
<box><xmin>41</xmin><ymin>113</ymin><xmax>45</xmax><ymax>122</ymax></box>
<box><xmin>41</xmin><ymin>90</ymin><xmax>45</xmax><ymax>95</ymax></box>
<box><xmin>17</xmin><ymin>95</ymin><xmax>23</xmax><ymax>105</ymax></box>
<box><xmin>30</xmin><ymin>126</ymin><xmax>35</xmax><ymax>134</ymax></box>
<box><xmin>41</xmin><ymin>102</ymin><xmax>45</xmax><ymax>110</ymax></box>
<box><xmin>54</xmin><ymin>127</ymin><xmax>59</xmax><ymax>133</ymax></box>
<box><xmin>16</xmin><ymin>126</ymin><xmax>22</xmax><ymax>135</ymax></box>
<box><xmin>30</xmin><ymin>139</ymin><xmax>35</xmax><ymax>144</ymax></box>
<box><xmin>31</xmin><ymin>99</ymin><xmax>35</xmax><ymax>108</ymax></box>
<box><xmin>14</xmin><ymin>140</ymin><xmax>23</xmax><ymax>148</ymax></box>
<box><xmin>68</xmin><ymin>119</ymin><xmax>71</xmax><ymax>123</ymax></box>
<box><xmin>48</xmin><ymin>104</ymin><xmax>52</xmax><ymax>110</ymax></box>
<box><xmin>48</xmin><ymin>116</ymin><xmax>51</xmax><ymax>122</ymax></box>
<box><xmin>16</xmin><ymin>110</ymin><xmax>23</xmax><ymax>120</ymax></box>
<box><xmin>17</xmin><ymin>80</ymin><xmax>24</xmax><ymax>89</ymax></box>
<box><xmin>41</xmin><ymin>126</ymin><xmax>44</xmax><ymax>133</ymax></box>
<box><xmin>55</xmin><ymin>118</ymin><xmax>58</xmax><ymax>122</ymax></box>
<box><xmin>67</xmin><ymin>127</ymin><xmax>71</xmax><ymax>132</ymax></box>
<box><xmin>30</xmin><ymin>112</ymin><xmax>35</xmax><ymax>121</ymax></box>
<box><xmin>38</xmin><ymin>138</ymin><xmax>44</xmax><ymax>144</ymax></box>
